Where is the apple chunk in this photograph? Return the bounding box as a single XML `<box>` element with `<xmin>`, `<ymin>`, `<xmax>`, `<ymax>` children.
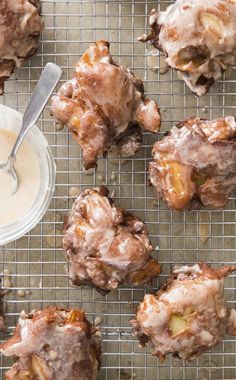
<box><xmin>169</xmin><ymin>314</ymin><xmax>188</xmax><ymax>336</ymax></box>
<box><xmin>31</xmin><ymin>355</ymin><xmax>48</xmax><ymax>380</ymax></box>
<box><xmin>200</xmin><ymin>12</ymin><xmax>224</xmax><ymax>37</ymax></box>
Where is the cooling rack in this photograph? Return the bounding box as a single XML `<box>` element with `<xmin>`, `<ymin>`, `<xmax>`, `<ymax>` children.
<box><xmin>0</xmin><ymin>1</ymin><xmax>236</xmax><ymax>379</ymax></box>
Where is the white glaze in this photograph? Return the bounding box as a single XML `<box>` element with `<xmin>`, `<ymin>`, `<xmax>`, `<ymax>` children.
<box><xmin>1</xmin><ymin>308</ymin><xmax>101</xmax><ymax>380</ymax></box>
<box><xmin>0</xmin><ymin>129</ymin><xmax>40</xmax><ymax>227</ymax></box>
<box><xmin>144</xmin><ymin>0</ymin><xmax>236</xmax><ymax>95</ymax></box>
<box><xmin>63</xmin><ymin>187</ymin><xmax>160</xmax><ymax>291</ymax></box>
<box><xmin>134</xmin><ymin>264</ymin><xmax>235</xmax><ymax>360</ymax></box>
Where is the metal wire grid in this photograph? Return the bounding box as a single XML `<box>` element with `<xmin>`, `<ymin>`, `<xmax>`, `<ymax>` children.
<box><xmin>0</xmin><ymin>0</ymin><xmax>236</xmax><ymax>379</ymax></box>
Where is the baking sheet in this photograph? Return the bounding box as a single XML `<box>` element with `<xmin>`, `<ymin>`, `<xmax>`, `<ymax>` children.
<box><xmin>0</xmin><ymin>1</ymin><xmax>236</xmax><ymax>379</ymax></box>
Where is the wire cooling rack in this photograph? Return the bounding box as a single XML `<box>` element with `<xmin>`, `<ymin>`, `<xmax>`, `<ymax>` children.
<box><xmin>0</xmin><ymin>1</ymin><xmax>236</xmax><ymax>379</ymax></box>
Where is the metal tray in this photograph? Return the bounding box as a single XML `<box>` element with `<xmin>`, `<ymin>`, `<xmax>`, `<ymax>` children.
<box><xmin>0</xmin><ymin>1</ymin><xmax>236</xmax><ymax>379</ymax></box>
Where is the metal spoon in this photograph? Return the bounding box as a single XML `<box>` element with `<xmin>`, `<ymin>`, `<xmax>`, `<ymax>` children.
<box><xmin>0</xmin><ymin>63</ymin><xmax>63</xmax><ymax>194</ymax></box>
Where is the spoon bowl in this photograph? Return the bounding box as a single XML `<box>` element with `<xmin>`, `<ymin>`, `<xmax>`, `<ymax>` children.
<box><xmin>0</xmin><ymin>63</ymin><xmax>62</xmax><ymax>194</ymax></box>
<box><xmin>0</xmin><ymin>104</ymin><xmax>56</xmax><ymax>245</ymax></box>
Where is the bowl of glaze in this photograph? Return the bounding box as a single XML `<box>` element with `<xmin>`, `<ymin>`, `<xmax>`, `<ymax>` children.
<box><xmin>0</xmin><ymin>105</ymin><xmax>56</xmax><ymax>245</ymax></box>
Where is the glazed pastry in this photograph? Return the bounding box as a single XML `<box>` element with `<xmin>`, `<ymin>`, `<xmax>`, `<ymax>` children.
<box><xmin>0</xmin><ymin>306</ymin><xmax>101</xmax><ymax>380</ymax></box>
<box><xmin>0</xmin><ymin>0</ymin><xmax>44</xmax><ymax>94</ymax></box>
<box><xmin>131</xmin><ymin>263</ymin><xmax>236</xmax><ymax>361</ymax></box>
<box><xmin>139</xmin><ymin>0</ymin><xmax>236</xmax><ymax>96</ymax></box>
<box><xmin>63</xmin><ymin>186</ymin><xmax>161</xmax><ymax>294</ymax></box>
<box><xmin>51</xmin><ymin>40</ymin><xmax>161</xmax><ymax>169</ymax></box>
<box><xmin>149</xmin><ymin>116</ymin><xmax>236</xmax><ymax>211</ymax></box>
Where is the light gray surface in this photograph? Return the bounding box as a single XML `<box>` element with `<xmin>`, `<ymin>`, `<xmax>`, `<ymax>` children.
<box><xmin>0</xmin><ymin>1</ymin><xmax>236</xmax><ymax>379</ymax></box>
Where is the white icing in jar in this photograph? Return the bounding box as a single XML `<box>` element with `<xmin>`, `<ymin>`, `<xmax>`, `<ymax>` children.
<box><xmin>0</xmin><ymin>105</ymin><xmax>56</xmax><ymax>245</ymax></box>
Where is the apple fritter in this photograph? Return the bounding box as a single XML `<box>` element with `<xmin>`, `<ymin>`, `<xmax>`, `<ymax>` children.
<box><xmin>0</xmin><ymin>307</ymin><xmax>101</xmax><ymax>380</ymax></box>
<box><xmin>139</xmin><ymin>0</ymin><xmax>236</xmax><ymax>96</ymax></box>
<box><xmin>149</xmin><ymin>116</ymin><xmax>236</xmax><ymax>211</ymax></box>
<box><xmin>51</xmin><ymin>40</ymin><xmax>161</xmax><ymax>169</ymax></box>
<box><xmin>63</xmin><ymin>186</ymin><xmax>161</xmax><ymax>294</ymax></box>
<box><xmin>131</xmin><ymin>263</ymin><xmax>236</xmax><ymax>361</ymax></box>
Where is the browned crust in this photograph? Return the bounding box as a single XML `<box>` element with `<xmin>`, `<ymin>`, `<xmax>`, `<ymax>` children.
<box><xmin>138</xmin><ymin>9</ymin><xmax>162</xmax><ymax>50</ymax></box>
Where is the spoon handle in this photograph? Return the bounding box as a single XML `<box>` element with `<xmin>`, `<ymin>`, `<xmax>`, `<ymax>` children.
<box><xmin>10</xmin><ymin>63</ymin><xmax>63</xmax><ymax>158</ymax></box>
